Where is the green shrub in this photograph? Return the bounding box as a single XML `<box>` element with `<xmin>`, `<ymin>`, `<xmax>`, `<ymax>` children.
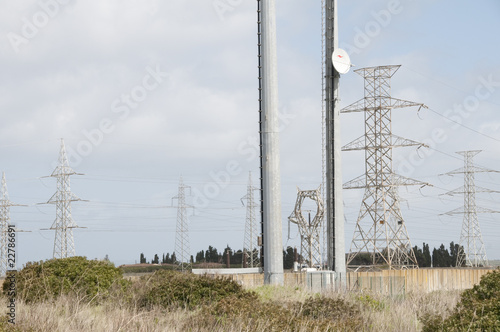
<box><xmin>2</xmin><ymin>256</ymin><xmax>128</xmax><ymax>304</ymax></box>
<box><xmin>423</xmin><ymin>269</ymin><xmax>500</xmax><ymax>331</ymax></box>
<box><xmin>356</xmin><ymin>293</ymin><xmax>386</xmax><ymax>311</ymax></box>
<box><xmin>192</xmin><ymin>292</ymin><xmax>364</xmax><ymax>331</ymax></box>
<box><xmin>300</xmin><ymin>295</ymin><xmax>364</xmax><ymax>329</ymax></box>
<box><xmin>139</xmin><ymin>270</ymin><xmax>249</xmax><ymax>309</ymax></box>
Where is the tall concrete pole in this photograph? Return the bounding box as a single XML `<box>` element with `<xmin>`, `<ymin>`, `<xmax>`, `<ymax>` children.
<box><xmin>325</xmin><ymin>0</ymin><xmax>346</xmax><ymax>275</ymax></box>
<box><xmin>260</xmin><ymin>0</ymin><xmax>284</xmax><ymax>285</ymax></box>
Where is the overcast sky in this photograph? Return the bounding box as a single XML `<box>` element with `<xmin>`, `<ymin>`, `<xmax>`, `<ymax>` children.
<box><xmin>1</xmin><ymin>0</ymin><xmax>499</xmax><ymax>267</ymax></box>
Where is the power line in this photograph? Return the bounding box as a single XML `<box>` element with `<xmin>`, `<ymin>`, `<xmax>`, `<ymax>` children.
<box><xmin>426</xmin><ymin>108</ymin><xmax>500</xmax><ymax>143</ymax></box>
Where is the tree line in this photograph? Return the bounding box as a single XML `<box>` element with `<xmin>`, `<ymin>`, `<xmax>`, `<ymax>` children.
<box><xmin>349</xmin><ymin>241</ymin><xmax>464</xmax><ymax>267</ymax></box>
<box><xmin>139</xmin><ymin>245</ymin><xmax>302</xmax><ymax>269</ymax></box>
<box><xmin>139</xmin><ymin>242</ymin><xmax>463</xmax><ymax>268</ymax></box>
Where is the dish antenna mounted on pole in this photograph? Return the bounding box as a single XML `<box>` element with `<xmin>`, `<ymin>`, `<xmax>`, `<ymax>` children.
<box><xmin>324</xmin><ymin>0</ymin><xmax>351</xmax><ymax>275</ymax></box>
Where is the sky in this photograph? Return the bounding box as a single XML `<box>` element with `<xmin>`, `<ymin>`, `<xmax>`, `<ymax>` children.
<box><xmin>1</xmin><ymin>0</ymin><xmax>499</xmax><ymax>267</ymax></box>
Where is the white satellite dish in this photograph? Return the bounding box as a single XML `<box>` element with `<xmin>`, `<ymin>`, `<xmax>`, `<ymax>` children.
<box><xmin>332</xmin><ymin>48</ymin><xmax>351</xmax><ymax>74</ymax></box>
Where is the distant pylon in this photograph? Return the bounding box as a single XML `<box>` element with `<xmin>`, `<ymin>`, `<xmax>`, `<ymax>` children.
<box><xmin>443</xmin><ymin>151</ymin><xmax>500</xmax><ymax>267</ymax></box>
<box><xmin>0</xmin><ymin>173</ymin><xmax>24</xmax><ymax>276</ymax></box>
<box><xmin>45</xmin><ymin>139</ymin><xmax>83</xmax><ymax>259</ymax></box>
<box><xmin>342</xmin><ymin>65</ymin><xmax>430</xmax><ymax>269</ymax></box>
<box><xmin>173</xmin><ymin>176</ymin><xmax>192</xmax><ymax>272</ymax></box>
<box><xmin>288</xmin><ymin>186</ymin><xmax>324</xmax><ymax>268</ymax></box>
<box><xmin>242</xmin><ymin>172</ymin><xmax>260</xmax><ymax>268</ymax></box>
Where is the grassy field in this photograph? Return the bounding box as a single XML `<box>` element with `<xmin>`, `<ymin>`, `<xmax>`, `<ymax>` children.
<box><xmin>1</xmin><ymin>284</ymin><xmax>461</xmax><ymax>331</ymax></box>
<box><xmin>3</xmin><ymin>258</ymin><xmax>497</xmax><ymax>331</ymax></box>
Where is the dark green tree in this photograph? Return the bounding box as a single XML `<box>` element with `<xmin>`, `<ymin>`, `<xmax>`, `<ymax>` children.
<box><xmin>195</xmin><ymin>250</ymin><xmax>205</xmax><ymax>263</ymax></box>
<box><xmin>433</xmin><ymin>244</ymin><xmax>452</xmax><ymax>267</ymax></box>
<box><xmin>349</xmin><ymin>252</ymin><xmax>373</xmax><ymax>266</ymax></box>
<box><xmin>140</xmin><ymin>253</ymin><xmax>147</xmax><ymax>264</ymax></box>
<box><xmin>283</xmin><ymin>247</ymin><xmax>295</xmax><ymax>269</ymax></box>
<box><xmin>152</xmin><ymin>254</ymin><xmax>159</xmax><ymax>264</ymax></box>
<box><xmin>205</xmin><ymin>246</ymin><xmax>219</xmax><ymax>263</ymax></box>
<box><xmin>413</xmin><ymin>245</ymin><xmax>425</xmax><ymax>267</ymax></box>
<box><xmin>422</xmin><ymin>243</ymin><xmax>431</xmax><ymax>267</ymax></box>
<box><xmin>449</xmin><ymin>241</ymin><xmax>461</xmax><ymax>267</ymax></box>
<box><xmin>233</xmin><ymin>250</ymin><xmax>243</xmax><ymax>265</ymax></box>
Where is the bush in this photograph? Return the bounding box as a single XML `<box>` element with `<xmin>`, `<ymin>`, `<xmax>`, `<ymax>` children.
<box><xmin>356</xmin><ymin>294</ymin><xmax>386</xmax><ymax>311</ymax></box>
<box><xmin>300</xmin><ymin>295</ymin><xmax>364</xmax><ymax>330</ymax></box>
<box><xmin>423</xmin><ymin>269</ymin><xmax>500</xmax><ymax>331</ymax></box>
<box><xmin>2</xmin><ymin>256</ymin><xmax>128</xmax><ymax>304</ymax></box>
<box><xmin>139</xmin><ymin>270</ymin><xmax>249</xmax><ymax>310</ymax></box>
<box><xmin>192</xmin><ymin>292</ymin><xmax>364</xmax><ymax>331</ymax></box>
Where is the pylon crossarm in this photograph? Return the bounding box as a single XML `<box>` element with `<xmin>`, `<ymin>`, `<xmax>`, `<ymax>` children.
<box><xmin>387</xmin><ymin>98</ymin><xmax>427</xmax><ymax>111</ymax></box>
<box><xmin>340</xmin><ymin>98</ymin><xmax>366</xmax><ymax>113</ymax></box>
<box><xmin>341</xmin><ymin>136</ymin><xmax>365</xmax><ymax>151</ymax></box>
<box><xmin>392</xmin><ymin>174</ymin><xmax>432</xmax><ymax>187</ymax></box>
<box><xmin>392</xmin><ymin>135</ymin><xmax>428</xmax><ymax>148</ymax></box>
<box><xmin>444</xmin><ymin>186</ymin><xmax>500</xmax><ymax>195</ymax></box>
<box><xmin>476</xmin><ymin>207</ymin><xmax>500</xmax><ymax>214</ymax></box>
<box><xmin>340</xmin><ymin>98</ymin><xmax>426</xmax><ymax>114</ymax></box>
<box><xmin>442</xmin><ymin>207</ymin><xmax>463</xmax><ymax>216</ymax></box>
<box><xmin>445</xmin><ymin>166</ymin><xmax>500</xmax><ymax>175</ymax></box>
<box><xmin>343</xmin><ymin>175</ymin><xmax>366</xmax><ymax>190</ymax></box>
<box><xmin>442</xmin><ymin>186</ymin><xmax>465</xmax><ymax>196</ymax></box>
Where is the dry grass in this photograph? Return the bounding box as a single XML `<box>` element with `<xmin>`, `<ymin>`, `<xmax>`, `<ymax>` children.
<box><xmin>1</xmin><ymin>284</ymin><xmax>461</xmax><ymax>332</ymax></box>
<box><xmin>3</xmin><ymin>297</ymin><xmax>196</xmax><ymax>332</ymax></box>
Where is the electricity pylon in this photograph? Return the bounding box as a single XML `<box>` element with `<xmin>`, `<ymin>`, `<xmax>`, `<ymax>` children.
<box><xmin>173</xmin><ymin>176</ymin><xmax>192</xmax><ymax>272</ymax></box>
<box><xmin>443</xmin><ymin>151</ymin><xmax>499</xmax><ymax>267</ymax></box>
<box><xmin>0</xmin><ymin>173</ymin><xmax>24</xmax><ymax>276</ymax></box>
<box><xmin>242</xmin><ymin>172</ymin><xmax>259</xmax><ymax>268</ymax></box>
<box><xmin>288</xmin><ymin>186</ymin><xmax>324</xmax><ymax>268</ymax></box>
<box><xmin>342</xmin><ymin>65</ymin><xmax>430</xmax><ymax>269</ymax></box>
<box><xmin>45</xmin><ymin>139</ymin><xmax>83</xmax><ymax>259</ymax></box>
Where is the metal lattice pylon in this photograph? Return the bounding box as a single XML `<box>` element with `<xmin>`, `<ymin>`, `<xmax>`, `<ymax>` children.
<box><xmin>173</xmin><ymin>176</ymin><xmax>192</xmax><ymax>272</ymax></box>
<box><xmin>288</xmin><ymin>186</ymin><xmax>324</xmax><ymax>268</ymax></box>
<box><xmin>342</xmin><ymin>65</ymin><xmax>430</xmax><ymax>269</ymax></box>
<box><xmin>242</xmin><ymin>172</ymin><xmax>260</xmax><ymax>268</ymax></box>
<box><xmin>0</xmin><ymin>173</ymin><xmax>23</xmax><ymax>276</ymax></box>
<box><xmin>46</xmin><ymin>139</ymin><xmax>82</xmax><ymax>259</ymax></box>
<box><xmin>443</xmin><ymin>151</ymin><xmax>500</xmax><ymax>267</ymax></box>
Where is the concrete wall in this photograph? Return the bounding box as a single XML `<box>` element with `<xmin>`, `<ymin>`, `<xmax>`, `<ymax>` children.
<box><xmin>206</xmin><ymin>268</ymin><xmax>494</xmax><ymax>294</ymax></box>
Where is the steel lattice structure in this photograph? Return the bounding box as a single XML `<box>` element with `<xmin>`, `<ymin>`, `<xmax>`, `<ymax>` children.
<box><xmin>444</xmin><ymin>151</ymin><xmax>499</xmax><ymax>267</ymax></box>
<box><xmin>46</xmin><ymin>139</ymin><xmax>82</xmax><ymax>259</ymax></box>
<box><xmin>0</xmin><ymin>173</ymin><xmax>21</xmax><ymax>276</ymax></box>
<box><xmin>342</xmin><ymin>65</ymin><xmax>429</xmax><ymax>269</ymax></box>
<box><xmin>288</xmin><ymin>186</ymin><xmax>324</xmax><ymax>268</ymax></box>
<box><xmin>173</xmin><ymin>176</ymin><xmax>192</xmax><ymax>272</ymax></box>
<box><xmin>242</xmin><ymin>172</ymin><xmax>260</xmax><ymax>268</ymax></box>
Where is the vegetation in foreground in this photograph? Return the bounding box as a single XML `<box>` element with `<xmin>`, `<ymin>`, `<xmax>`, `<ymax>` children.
<box><xmin>0</xmin><ymin>257</ymin><xmax>498</xmax><ymax>331</ymax></box>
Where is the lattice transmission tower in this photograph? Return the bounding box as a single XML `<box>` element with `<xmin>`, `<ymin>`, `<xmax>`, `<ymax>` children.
<box><xmin>443</xmin><ymin>151</ymin><xmax>499</xmax><ymax>267</ymax></box>
<box><xmin>45</xmin><ymin>139</ymin><xmax>83</xmax><ymax>259</ymax></box>
<box><xmin>342</xmin><ymin>65</ymin><xmax>429</xmax><ymax>269</ymax></box>
<box><xmin>288</xmin><ymin>186</ymin><xmax>324</xmax><ymax>268</ymax></box>
<box><xmin>242</xmin><ymin>172</ymin><xmax>260</xmax><ymax>268</ymax></box>
<box><xmin>173</xmin><ymin>176</ymin><xmax>192</xmax><ymax>272</ymax></box>
<box><xmin>0</xmin><ymin>173</ymin><xmax>24</xmax><ymax>276</ymax></box>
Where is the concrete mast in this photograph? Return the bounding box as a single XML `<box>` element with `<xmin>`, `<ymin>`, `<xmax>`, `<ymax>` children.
<box><xmin>260</xmin><ymin>0</ymin><xmax>284</xmax><ymax>285</ymax></box>
<box><xmin>325</xmin><ymin>0</ymin><xmax>346</xmax><ymax>275</ymax></box>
